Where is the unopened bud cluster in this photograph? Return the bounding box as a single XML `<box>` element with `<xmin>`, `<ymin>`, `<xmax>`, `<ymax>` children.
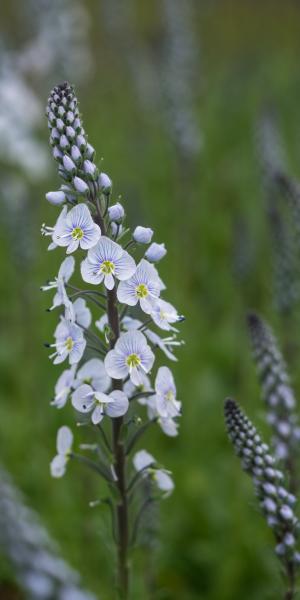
<box><xmin>46</xmin><ymin>82</ymin><xmax>108</xmax><ymax>205</ymax></box>
<box><xmin>225</xmin><ymin>399</ymin><xmax>299</xmax><ymax>565</ymax></box>
<box><xmin>247</xmin><ymin>313</ymin><xmax>300</xmax><ymax>462</ymax></box>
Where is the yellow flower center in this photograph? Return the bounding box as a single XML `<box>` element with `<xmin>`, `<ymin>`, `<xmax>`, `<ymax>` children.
<box><xmin>165</xmin><ymin>390</ymin><xmax>174</xmax><ymax>402</ymax></box>
<box><xmin>126</xmin><ymin>354</ymin><xmax>141</xmax><ymax>369</ymax></box>
<box><xmin>101</xmin><ymin>260</ymin><xmax>115</xmax><ymax>275</ymax></box>
<box><xmin>65</xmin><ymin>337</ymin><xmax>74</xmax><ymax>351</ymax></box>
<box><xmin>136</xmin><ymin>283</ymin><xmax>148</xmax><ymax>298</ymax></box>
<box><xmin>72</xmin><ymin>227</ymin><xmax>84</xmax><ymax>240</ymax></box>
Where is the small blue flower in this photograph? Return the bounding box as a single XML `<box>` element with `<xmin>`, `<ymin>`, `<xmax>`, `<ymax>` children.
<box><xmin>53</xmin><ymin>204</ymin><xmax>101</xmax><ymax>254</ymax></box>
<box><xmin>104</xmin><ymin>330</ymin><xmax>155</xmax><ymax>386</ymax></box>
<box><xmin>117</xmin><ymin>259</ymin><xmax>162</xmax><ymax>314</ymax></box>
<box><xmin>81</xmin><ymin>237</ymin><xmax>136</xmax><ymax>290</ymax></box>
<box><xmin>72</xmin><ymin>385</ymin><xmax>129</xmax><ymax>424</ymax></box>
<box><xmin>50</xmin><ymin>318</ymin><xmax>86</xmax><ymax>365</ymax></box>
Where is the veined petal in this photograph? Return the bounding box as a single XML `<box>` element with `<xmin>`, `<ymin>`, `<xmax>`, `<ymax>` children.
<box><xmin>57</xmin><ymin>426</ymin><xmax>73</xmax><ymax>454</ymax></box>
<box><xmin>72</xmin><ymin>384</ymin><xmax>94</xmax><ymax>413</ymax></box>
<box><xmin>92</xmin><ymin>405</ymin><xmax>104</xmax><ymax>424</ymax></box>
<box><xmin>116</xmin><ymin>330</ymin><xmax>148</xmax><ymax>356</ymax></box>
<box><xmin>69</xmin><ymin>338</ymin><xmax>86</xmax><ymax>364</ymax></box>
<box><xmin>104</xmin><ymin>350</ymin><xmax>128</xmax><ymax>380</ymax></box>
<box><xmin>67</xmin><ymin>203</ymin><xmax>93</xmax><ymax>229</ymax></box>
<box><xmin>117</xmin><ymin>281</ymin><xmax>138</xmax><ymax>306</ymax></box>
<box><xmin>81</xmin><ymin>257</ymin><xmax>104</xmax><ymax>285</ymax></box>
<box><xmin>104</xmin><ymin>273</ymin><xmax>115</xmax><ymax>290</ymax></box>
<box><xmin>66</xmin><ymin>239</ymin><xmax>80</xmax><ymax>254</ymax></box>
<box><xmin>114</xmin><ymin>252</ymin><xmax>136</xmax><ymax>281</ymax></box>
<box><xmin>106</xmin><ymin>391</ymin><xmax>129</xmax><ymax>418</ymax></box>
<box><xmin>80</xmin><ymin>223</ymin><xmax>101</xmax><ymax>250</ymax></box>
<box><xmin>73</xmin><ymin>298</ymin><xmax>91</xmax><ymax>328</ymax></box>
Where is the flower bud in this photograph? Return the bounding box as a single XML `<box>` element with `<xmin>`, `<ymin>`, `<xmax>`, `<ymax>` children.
<box><xmin>63</xmin><ymin>156</ymin><xmax>76</xmax><ymax>173</ymax></box>
<box><xmin>99</xmin><ymin>172</ymin><xmax>112</xmax><ymax>194</ymax></box>
<box><xmin>108</xmin><ymin>202</ymin><xmax>124</xmax><ymax>223</ymax></box>
<box><xmin>133</xmin><ymin>226</ymin><xmax>153</xmax><ymax>244</ymax></box>
<box><xmin>45</xmin><ymin>191</ymin><xmax>66</xmax><ymax>205</ymax></box>
<box><xmin>83</xmin><ymin>160</ymin><xmax>97</xmax><ymax>178</ymax></box>
<box><xmin>280</xmin><ymin>505</ymin><xmax>294</xmax><ymax>521</ymax></box>
<box><xmin>71</xmin><ymin>146</ymin><xmax>81</xmax><ymax>162</ymax></box>
<box><xmin>145</xmin><ymin>242</ymin><xmax>167</xmax><ymax>262</ymax></box>
<box><xmin>73</xmin><ymin>177</ymin><xmax>89</xmax><ymax>194</ymax></box>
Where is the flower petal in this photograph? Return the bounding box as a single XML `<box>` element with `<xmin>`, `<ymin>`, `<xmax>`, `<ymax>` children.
<box><xmin>72</xmin><ymin>384</ymin><xmax>94</xmax><ymax>413</ymax></box>
<box><xmin>106</xmin><ymin>390</ymin><xmax>129</xmax><ymax>418</ymax></box>
<box><xmin>104</xmin><ymin>350</ymin><xmax>128</xmax><ymax>380</ymax></box>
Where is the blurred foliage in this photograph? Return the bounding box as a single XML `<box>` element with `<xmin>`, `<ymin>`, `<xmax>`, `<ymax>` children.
<box><xmin>2</xmin><ymin>0</ymin><xmax>300</xmax><ymax>598</ymax></box>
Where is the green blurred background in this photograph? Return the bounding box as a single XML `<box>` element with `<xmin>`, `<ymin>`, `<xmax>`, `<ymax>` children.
<box><xmin>1</xmin><ymin>1</ymin><xmax>300</xmax><ymax>598</ymax></box>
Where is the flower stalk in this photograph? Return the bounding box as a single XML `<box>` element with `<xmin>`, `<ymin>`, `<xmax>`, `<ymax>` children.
<box><xmin>43</xmin><ymin>81</ymin><xmax>183</xmax><ymax>598</ymax></box>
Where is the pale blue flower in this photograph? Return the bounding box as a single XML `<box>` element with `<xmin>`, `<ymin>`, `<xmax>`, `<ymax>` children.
<box><xmin>74</xmin><ymin>358</ymin><xmax>110</xmax><ymax>393</ymax></box>
<box><xmin>117</xmin><ymin>259</ymin><xmax>161</xmax><ymax>314</ymax></box>
<box><xmin>49</xmin><ymin>318</ymin><xmax>86</xmax><ymax>365</ymax></box>
<box><xmin>145</xmin><ymin>242</ymin><xmax>167</xmax><ymax>262</ymax></box>
<box><xmin>133</xmin><ymin>450</ymin><xmax>174</xmax><ymax>495</ymax></box>
<box><xmin>150</xmin><ymin>299</ymin><xmax>184</xmax><ymax>331</ymax></box>
<box><xmin>108</xmin><ymin>202</ymin><xmax>124</xmax><ymax>223</ymax></box>
<box><xmin>81</xmin><ymin>237</ymin><xmax>136</xmax><ymax>290</ymax></box>
<box><xmin>53</xmin><ymin>204</ymin><xmax>101</xmax><ymax>254</ymax></box>
<box><xmin>50</xmin><ymin>426</ymin><xmax>73</xmax><ymax>478</ymax></box>
<box><xmin>154</xmin><ymin>367</ymin><xmax>181</xmax><ymax>418</ymax></box>
<box><xmin>104</xmin><ymin>330</ymin><xmax>155</xmax><ymax>386</ymax></box>
<box><xmin>72</xmin><ymin>385</ymin><xmax>128</xmax><ymax>424</ymax></box>
<box><xmin>51</xmin><ymin>365</ymin><xmax>77</xmax><ymax>409</ymax></box>
<box><xmin>133</xmin><ymin>226</ymin><xmax>153</xmax><ymax>244</ymax></box>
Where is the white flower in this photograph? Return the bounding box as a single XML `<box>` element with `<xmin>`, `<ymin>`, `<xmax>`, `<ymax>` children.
<box><xmin>150</xmin><ymin>299</ymin><xmax>184</xmax><ymax>331</ymax></box>
<box><xmin>72</xmin><ymin>298</ymin><xmax>91</xmax><ymax>328</ymax></box>
<box><xmin>41</xmin><ymin>256</ymin><xmax>75</xmax><ymax>312</ymax></box>
<box><xmin>50</xmin><ymin>426</ymin><xmax>73</xmax><ymax>478</ymax></box>
<box><xmin>45</xmin><ymin>190</ymin><xmax>66</xmax><ymax>205</ymax></box>
<box><xmin>154</xmin><ymin>367</ymin><xmax>181</xmax><ymax>418</ymax></box>
<box><xmin>133</xmin><ymin>450</ymin><xmax>174</xmax><ymax>495</ymax></box>
<box><xmin>145</xmin><ymin>242</ymin><xmax>167</xmax><ymax>262</ymax></box>
<box><xmin>51</xmin><ymin>366</ymin><xmax>77</xmax><ymax>409</ymax></box>
<box><xmin>49</xmin><ymin>318</ymin><xmax>86</xmax><ymax>365</ymax></box>
<box><xmin>74</xmin><ymin>358</ymin><xmax>110</xmax><ymax>393</ymax></box>
<box><xmin>53</xmin><ymin>204</ymin><xmax>101</xmax><ymax>254</ymax></box>
<box><xmin>72</xmin><ymin>385</ymin><xmax>128</xmax><ymax>424</ymax></box>
<box><xmin>117</xmin><ymin>259</ymin><xmax>161</xmax><ymax>314</ymax></box>
<box><xmin>104</xmin><ymin>330</ymin><xmax>155</xmax><ymax>386</ymax></box>
<box><xmin>133</xmin><ymin>226</ymin><xmax>153</xmax><ymax>244</ymax></box>
<box><xmin>124</xmin><ymin>372</ymin><xmax>153</xmax><ymax>405</ymax></box>
<box><xmin>81</xmin><ymin>237</ymin><xmax>136</xmax><ymax>290</ymax></box>
<box><xmin>108</xmin><ymin>202</ymin><xmax>124</xmax><ymax>222</ymax></box>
